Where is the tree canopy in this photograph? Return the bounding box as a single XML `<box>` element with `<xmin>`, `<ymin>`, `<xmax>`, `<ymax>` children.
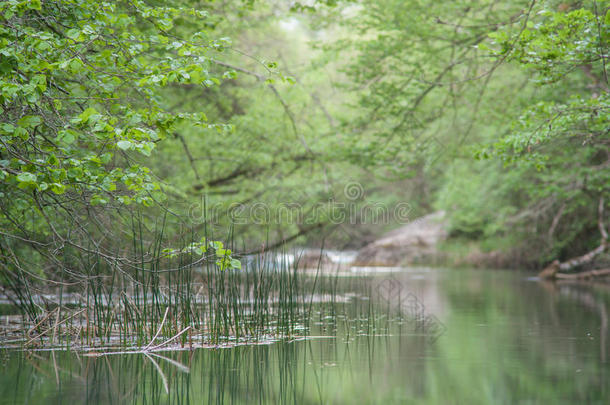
<box><xmin>0</xmin><ymin>0</ymin><xmax>608</xmax><ymax>284</ymax></box>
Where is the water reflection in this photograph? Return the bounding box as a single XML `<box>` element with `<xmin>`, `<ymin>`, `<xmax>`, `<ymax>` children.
<box><xmin>1</xmin><ymin>269</ymin><xmax>609</xmax><ymax>404</ymax></box>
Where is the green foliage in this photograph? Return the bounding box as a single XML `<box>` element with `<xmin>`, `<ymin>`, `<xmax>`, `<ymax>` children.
<box><xmin>447</xmin><ymin>0</ymin><xmax>608</xmax><ymax>263</ymax></box>
<box><xmin>490</xmin><ymin>3</ymin><xmax>609</xmax><ymax>84</ymax></box>
<box><xmin>1</xmin><ymin>0</ymin><xmax>608</xmax><ymax>278</ymax></box>
<box><xmin>0</xmin><ymin>0</ymin><xmax>221</xmax><ymax>207</ymax></box>
<box><xmin>329</xmin><ymin>0</ymin><xmax>609</xmax><ymax>265</ymax></box>
<box><xmin>0</xmin><ymin>0</ymin><xmax>243</xmax><ymax>277</ymax></box>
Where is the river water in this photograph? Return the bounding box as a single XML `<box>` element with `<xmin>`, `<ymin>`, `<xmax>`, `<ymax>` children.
<box><xmin>1</xmin><ymin>267</ymin><xmax>608</xmax><ymax>404</ymax></box>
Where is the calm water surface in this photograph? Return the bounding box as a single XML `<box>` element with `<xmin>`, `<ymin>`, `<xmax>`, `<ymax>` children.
<box><xmin>1</xmin><ymin>268</ymin><xmax>609</xmax><ymax>404</ymax></box>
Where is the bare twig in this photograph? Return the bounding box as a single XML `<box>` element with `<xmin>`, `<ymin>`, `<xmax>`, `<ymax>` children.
<box><xmin>143</xmin><ymin>307</ymin><xmax>170</xmax><ymax>351</ymax></box>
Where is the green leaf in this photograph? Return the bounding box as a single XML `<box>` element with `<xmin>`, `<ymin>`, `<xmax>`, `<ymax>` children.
<box><xmin>58</xmin><ymin>130</ymin><xmax>77</xmax><ymax>145</ymax></box>
<box><xmin>47</xmin><ymin>154</ymin><xmax>59</xmax><ymax>166</ymax></box>
<box><xmin>32</xmin><ymin>75</ymin><xmax>47</xmax><ymax>92</ymax></box>
<box><xmin>50</xmin><ymin>183</ymin><xmax>66</xmax><ymax>194</ymax></box>
<box><xmin>78</xmin><ymin>108</ymin><xmax>98</xmax><ymax>123</ymax></box>
<box><xmin>17</xmin><ymin>172</ymin><xmax>37</xmax><ymax>183</ymax></box>
<box><xmin>90</xmin><ymin>195</ymin><xmax>108</xmax><ymax>205</ymax></box>
<box><xmin>27</xmin><ymin>0</ymin><xmax>42</xmax><ymax>10</ymax></box>
<box><xmin>69</xmin><ymin>58</ymin><xmax>84</xmax><ymax>73</ymax></box>
<box><xmin>17</xmin><ymin>115</ymin><xmax>42</xmax><ymax>128</ymax></box>
<box><xmin>0</xmin><ymin>123</ymin><xmax>15</xmax><ymax>134</ymax></box>
<box><xmin>66</xmin><ymin>29</ymin><xmax>81</xmax><ymax>40</ymax></box>
<box><xmin>16</xmin><ymin>172</ymin><xmax>37</xmax><ymax>189</ymax></box>
<box><xmin>117</xmin><ymin>140</ymin><xmax>133</xmax><ymax>150</ymax></box>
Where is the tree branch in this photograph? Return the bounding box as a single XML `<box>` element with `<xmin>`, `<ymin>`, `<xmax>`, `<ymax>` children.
<box><xmin>174</xmin><ymin>132</ymin><xmax>201</xmax><ymax>181</ymax></box>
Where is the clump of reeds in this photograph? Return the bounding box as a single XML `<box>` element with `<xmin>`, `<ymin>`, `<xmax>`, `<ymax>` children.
<box><xmin>0</xmin><ymin>214</ymin><xmax>340</xmax><ymax>351</ymax></box>
<box><xmin>1</xmin><ymin>208</ymin><xmax>436</xmax><ymax>352</ymax></box>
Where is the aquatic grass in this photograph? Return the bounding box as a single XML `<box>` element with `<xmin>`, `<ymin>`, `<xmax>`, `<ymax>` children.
<box><xmin>2</xmin><ymin>213</ymin><xmax>427</xmax><ymax>352</ymax></box>
<box><xmin>0</xmin><ymin>212</ymin><xmax>349</xmax><ymax>350</ymax></box>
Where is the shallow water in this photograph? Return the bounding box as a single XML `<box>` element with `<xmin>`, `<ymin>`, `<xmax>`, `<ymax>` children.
<box><xmin>1</xmin><ymin>268</ymin><xmax>609</xmax><ymax>404</ymax></box>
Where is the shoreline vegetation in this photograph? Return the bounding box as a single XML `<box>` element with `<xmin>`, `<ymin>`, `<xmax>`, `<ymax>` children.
<box><xmin>1</xmin><ymin>205</ymin><xmax>608</xmax><ymax>353</ymax></box>
<box><xmin>0</xmin><ymin>217</ymin><xmax>432</xmax><ymax>352</ymax></box>
<box><xmin>0</xmin><ymin>255</ymin><xmax>443</xmax><ymax>353</ymax></box>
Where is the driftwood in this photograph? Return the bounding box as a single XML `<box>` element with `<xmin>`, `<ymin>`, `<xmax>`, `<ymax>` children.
<box><xmin>539</xmin><ymin>198</ymin><xmax>608</xmax><ymax>280</ymax></box>
<box><xmin>539</xmin><ymin>260</ymin><xmax>560</xmax><ymax>279</ymax></box>
<box><xmin>554</xmin><ymin>268</ymin><xmax>610</xmax><ymax>280</ymax></box>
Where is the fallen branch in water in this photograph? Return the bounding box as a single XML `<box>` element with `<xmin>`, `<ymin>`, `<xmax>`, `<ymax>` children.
<box><xmin>82</xmin><ymin>325</ymin><xmax>191</xmax><ymax>357</ymax></box>
<box><xmin>555</xmin><ymin>268</ymin><xmax>610</xmax><ymax>280</ymax></box>
<box><xmin>144</xmin><ymin>353</ymin><xmax>169</xmax><ymax>393</ymax></box>
<box><xmin>143</xmin><ymin>307</ymin><xmax>169</xmax><ymax>351</ymax></box>
<box><xmin>539</xmin><ymin>197</ymin><xmax>608</xmax><ymax>280</ymax></box>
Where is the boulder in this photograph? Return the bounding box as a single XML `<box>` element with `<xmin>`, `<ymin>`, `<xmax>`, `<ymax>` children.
<box><xmin>296</xmin><ymin>250</ymin><xmax>333</xmax><ymax>269</ymax></box>
<box><xmin>354</xmin><ymin>211</ymin><xmax>448</xmax><ymax>266</ymax></box>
